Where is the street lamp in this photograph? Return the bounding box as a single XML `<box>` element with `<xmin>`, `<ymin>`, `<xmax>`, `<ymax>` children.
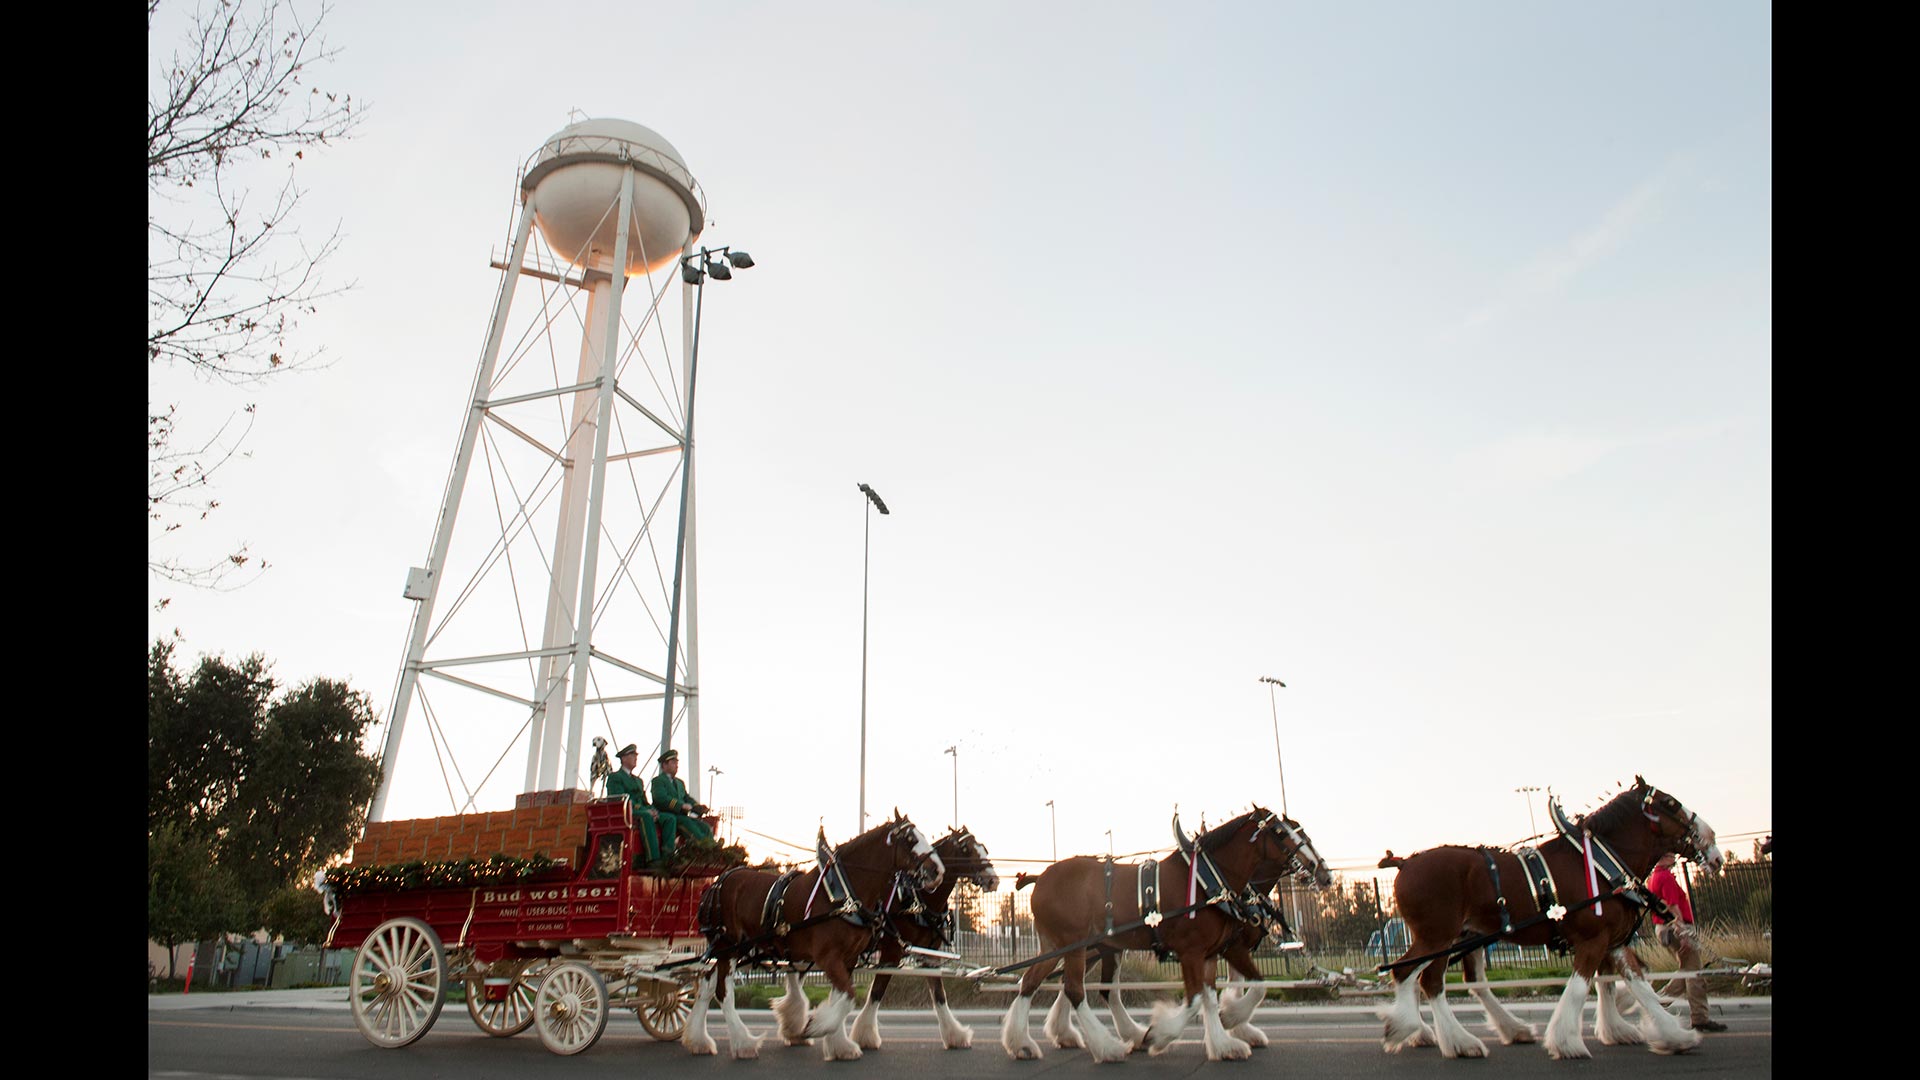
<box><xmin>945</xmin><ymin>745</ymin><xmax>958</xmax><ymax>828</ymax></box>
<box><xmin>1259</xmin><ymin>676</ymin><xmax>1290</xmax><ymax>816</ymax></box>
<box><xmin>659</xmin><ymin>245</ymin><xmax>753</xmax><ymax>774</ymax></box>
<box><xmin>1515</xmin><ymin>786</ymin><xmax>1541</xmax><ymax>838</ymax></box>
<box><xmin>1046</xmin><ymin>799</ymin><xmax>1057</xmax><ymax>862</ymax></box>
<box><xmin>857</xmin><ymin>482</ymin><xmax>890</xmax><ymax>831</ymax></box>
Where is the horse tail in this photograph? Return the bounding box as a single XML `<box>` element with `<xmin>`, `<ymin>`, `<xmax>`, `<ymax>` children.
<box><xmin>1014</xmin><ymin>872</ymin><xmax>1037</xmax><ymax>891</ymax></box>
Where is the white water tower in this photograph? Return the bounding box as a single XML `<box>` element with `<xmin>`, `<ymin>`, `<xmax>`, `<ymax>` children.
<box><xmin>369</xmin><ymin>117</ymin><xmax>744</xmax><ymax>820</ymax></box>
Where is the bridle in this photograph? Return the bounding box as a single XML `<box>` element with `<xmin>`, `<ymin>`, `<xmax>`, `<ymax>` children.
<box><xmin>1640</xmin><ymin>784</ymin><xmax>1707</xmax><ymax>861</ymax></box>
<box><xmin>1247</xmin><ymin>810</ymin><xmax>1324</xmax><ymax>885</ymax></box>
<box><xmin>883</xmin><ymin>819</ymin><xmax>944</xmax><ymax>887</ymax></box>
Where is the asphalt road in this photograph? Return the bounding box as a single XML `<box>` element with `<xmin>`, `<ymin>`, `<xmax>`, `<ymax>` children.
<box><xmin>149</xmin><ymin>997</ymin><xmax>1771</xmax><ymax>1078</ymax></box>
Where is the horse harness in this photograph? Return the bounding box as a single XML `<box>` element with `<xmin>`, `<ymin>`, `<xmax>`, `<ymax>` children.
<box><xmin>695</xmin><ymin>832</ymin><xmax>901</xmax><ymax>966</ymax></box>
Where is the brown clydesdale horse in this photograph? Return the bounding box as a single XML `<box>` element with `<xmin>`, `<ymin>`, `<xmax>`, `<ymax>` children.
<box><xmin>683</xmin><ymin>812</ymin><xmax>943</xmax><ymax>1061</ymax></box>
<box><xmin>1062</xmin><ymin>810</ymin><xmax>1332</xmax><ymax>1057</ymax></box>
<box><xmin>1380</xmin><ymin>777</ymin><xmax>1724</xmax><ymax>1061</ymax></box>
<box><xmin>1001</xmin><ymin>806</ymin><xmax>1329</xmax><ymax>1063</ymax></box>
<box><xmin>849</xmin><ymin>826</ymin><xmax>1000</xmax><ymax>1051</ymax></box>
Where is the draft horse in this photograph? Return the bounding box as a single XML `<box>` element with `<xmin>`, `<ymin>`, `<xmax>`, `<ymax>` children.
<box><xmin>1001</xmin><ymin>806</ymin><xmax>1328</xmax><ymax>1063</ymax></box>
<box><xmin>849</xmin><ymin>826</ymin><xmax>1001</xmax><ymax>1051</ymax></box>
<box><xmin>684</xmin><ymin>811</ymin><xmax>944</xmax><ymax>1061</ymax></box>
<box><xmin>1066</xmin><ymin>810</ymin><xmax>1332</xmax><ymax>1056</ymax></box>
<box><xmin>1380</xmin><ymin>776</ymin><xmax>1724</xmax><ymax>1060</ymax></box>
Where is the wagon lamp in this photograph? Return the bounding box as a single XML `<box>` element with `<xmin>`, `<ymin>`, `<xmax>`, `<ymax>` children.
<box><xmin>1259</xmin><ymin>676</ymin><xmax>1289</xmax><ymax>816</ymax></box>
<box><xmin>857</xmin><ymin>482</ymin><xmax>890</xmax><ymax>832</ymax></box>
<box><xmin>660</xmin><ymin>244</ymin><xmax>754</xmax><ymax>773</ymax></box>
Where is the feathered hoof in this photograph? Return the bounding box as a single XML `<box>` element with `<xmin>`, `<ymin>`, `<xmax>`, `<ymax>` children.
<box><xmin>1503</xmin><ymin>1026</ymin><xmax>1538</xmax><ymax>1044</ymax></box>
<box><xmin>1441</xmin><ymin>1036</ymin><xmax>1487</xmax><ymax>1060</ymax></box>
<box><xmin>1010</xmin><ymin>1042</ymin><xmax>1043</xmax><ymax>1061</ymax></box>
<box><xmin>943</xmin><ymin>1027</ymin><xmax>974</xmax><ymax>1050</ymax></box>
<box><xmin>1233</xmin><ymin>1023</ymin><xmax>1269</xmax><ymax>1048</ymax></box>
<box><xmin>1216</xmin><ymin>1037</ymin><xmax>1253</xmax><ymax>1061</ymax></box>
<box><xmin>1089</xmin><ymin>1041</ymin><xmax>1131</xmax><ymax>1064</ymax></box>
<box><xmin>730</xmin><ymin>1042</ymin><xmax>762</xmax><ymax>1060</ymax></box>
<box><xmin>1051</xmin><ymin>1031</ymin><xmax>1086</xmax><ymax>1050</ymax></box>
<box><xmin>824</xmin><ymin>1041</ymin><xmax>863</xmax><ymax>1061</ymax></box>
<box><xmin>1546</xmin><ymin>1041</ymin><xmax>1592</xmax><ymax>1061</ymax></box>
<box><xmin>684</xmin><ymin>1034</ymin><xmax>718</xmax><ymax>1056</ymax></box>
<box><xmin>1650</xmin><ymin>1030</ymin><xmax>1703</xmax><ymax>1056</ymax></box>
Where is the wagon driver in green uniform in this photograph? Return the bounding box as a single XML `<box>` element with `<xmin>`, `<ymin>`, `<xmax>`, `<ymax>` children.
<box><xmin>649</xmin><ymin>748</ymin><xmax>714</xmax><ymax>855</ymax></box>
<box><xmin>603</xmin><ymin>743</ymin><xmax>663</xmax><ymax>867</ymax></box>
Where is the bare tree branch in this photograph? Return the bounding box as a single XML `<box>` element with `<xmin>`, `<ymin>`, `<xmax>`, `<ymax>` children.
<box><xmin>148</xmin><ymin>0</ymin><xmax>361</xmax><ymax>597</ymax></box>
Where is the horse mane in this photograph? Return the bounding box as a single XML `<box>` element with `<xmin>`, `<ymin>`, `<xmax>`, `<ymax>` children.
<box><xmin>1575</xmin><ymin>782</ymin><xmax>1649</xmax><ymax>837</ymax></box>
<box><xmin>1198</xmin><ymin>807</ymin><xmax>1270</xmax><ymax>853</ymax></box>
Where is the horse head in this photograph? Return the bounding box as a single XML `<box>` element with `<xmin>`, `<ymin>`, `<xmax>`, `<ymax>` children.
<box><xmin>1263</xmin><ymin>809</ymin><xmax>1334</xmax><ymax>890</ymax></box>
<box><xmin>935</xmin><ymin>826</ymin><xmax>999</xmax><ymax>893</ymax></box>
<box><xmin>883</xmin><ymin>811</ymin><xmax>945</xmax><ymax>890</ymax></box>
<box><xmin>1634</xmin><ymin>775</ymin><xmax>1724</xmax><ymax>874</ymax></box>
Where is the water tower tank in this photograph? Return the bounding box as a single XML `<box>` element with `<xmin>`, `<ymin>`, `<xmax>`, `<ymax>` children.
<box><xmin>521</xmin><ymin>118</ymin><xmax>704</xmax><ymax>275</ymax></box>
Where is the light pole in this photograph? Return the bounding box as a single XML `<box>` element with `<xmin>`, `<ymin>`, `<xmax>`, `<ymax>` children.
<box><xmin>945</xmin><ymin>745</ymin><xmax>958</xmax><ymax>828</ymax></box>
<box><xmin>857</xmin><ymin>482</ymin><xmax>890</xmax><ymax>832</ymax></box>
<box><xmin>659</xmin><ymin>245</ymin><xmax>754</xmax><ymax>776</ymax></box>
<box><xmin>1260</xmin><ymin>676</ymin><xmax>1290</xmax><ymax>816</ymax></box>
<box><xmin>1515</xmin><ymin>786</ymin><xmax>1541</xmax><ymax>838</ymax></box>
<box><xmin>1046</xmin><ymin>800</ymin><xmax>1057</xmax><ymax>862</ymax></box>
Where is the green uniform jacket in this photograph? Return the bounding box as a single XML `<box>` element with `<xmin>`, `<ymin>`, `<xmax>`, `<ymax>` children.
<box><xmin>650</xmin><ymin>773</ymin><xmax>698</xmax><ymax>815</ymax></box>
<box><xmin>606</xmin><ymin>769</ymin><xmax>651</xmax><ymax>810</ymax></box>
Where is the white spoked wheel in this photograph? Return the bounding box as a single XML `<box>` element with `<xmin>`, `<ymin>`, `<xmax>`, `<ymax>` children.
<box><xmin>635</xmin><ymin>978</ymin><xmax>696</xmax><ymax>1041</ymax></box>
<box><xmin>349</xmin><ymin>917</ymin><xmax>447</xmax><ymax>1048</ymax></box>
<box><xmin>534</xmin><ymin>961</ymin><xmax>609</xmax><ymax>1056</ymax></box>
<box><xmin>465</xmin><ymin>959</ymin><xmax>545</xmax><ymax>1037</ymax></box>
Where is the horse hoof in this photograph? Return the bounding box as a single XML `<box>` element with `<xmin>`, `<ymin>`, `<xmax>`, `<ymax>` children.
<box><xmin>685</xmin><ymin>1037</ymin><xmax>717</xmax><ymax>1056</ymax></box>
<box><xmin>1014</xmin><ymin>1045</ymin><xmax>1041</xmax><ymax>1061</ymax></box>
<box><xmin>1221</xmin><ymin>1039</ymin><xmax>1253</xmax><ymax>1061</ymax></box>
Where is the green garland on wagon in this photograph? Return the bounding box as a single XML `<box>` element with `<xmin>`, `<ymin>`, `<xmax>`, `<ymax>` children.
<box><xmin>325</xmin><ymin>853</ymin><xmax>563</xmax><ymax>894</ymax></box>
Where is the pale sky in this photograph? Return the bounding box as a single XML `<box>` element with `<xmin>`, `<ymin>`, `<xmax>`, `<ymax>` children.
<box><xmin>147</xmin><ymin>1</ymin><xmax>1772</xmax><ymax>876</ymax></box>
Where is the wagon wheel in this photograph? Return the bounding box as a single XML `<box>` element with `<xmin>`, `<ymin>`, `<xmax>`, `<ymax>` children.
<box><xmin>534</xmin><ymin>960</ymin><xmax>609</xmax><ymax>1055</ymax></box>
<box><xmin>464</xmin><ymin>959</ymin><xmax>546</xmax><ymax>1037</ymax></box>
<box><xmin>634</xmin><ymin>978</ymin><xmax>696</xmax><ymax>1041</ymax></box>
<box><xmin>349</xmin><ymin>917</ymin><xmax>447</xmax><ymax>1048</ymax></box>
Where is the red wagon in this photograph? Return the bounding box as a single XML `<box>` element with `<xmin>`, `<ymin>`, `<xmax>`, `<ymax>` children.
<box><xmin>324</xmin><ymin>796</ymin><xmax>725</xmax><ymax>1054</ymax></box>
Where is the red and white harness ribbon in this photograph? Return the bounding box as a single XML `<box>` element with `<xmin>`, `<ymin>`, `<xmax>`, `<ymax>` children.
<box><xmin>1582</xmin><ymin>832</ymin><xmax>1603</xmax><ymax>915</ymax></box>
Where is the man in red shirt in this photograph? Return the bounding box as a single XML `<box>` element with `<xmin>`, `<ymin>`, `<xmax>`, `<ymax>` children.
<box><xmin>1646</xmin><ymin>853</ymin><xmax>1726</xmax><ymax>1032</ymax></box>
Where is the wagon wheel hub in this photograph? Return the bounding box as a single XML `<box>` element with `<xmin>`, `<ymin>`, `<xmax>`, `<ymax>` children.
<box><xmin>372</xmin><ymin>969</ymin><xmax>396</xmax><ymax>997</ymax></box>
<box><xmin>548</xmin><ymin>992</ymin><xmax>580</xmax><ymax>1021</ymax></box>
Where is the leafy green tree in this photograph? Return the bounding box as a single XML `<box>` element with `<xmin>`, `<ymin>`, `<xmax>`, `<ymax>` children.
<box><xmin>218</xmin><ymin>677</ymin><xmax>382</xmax><ymax>908</ymax></box>
<box><xmin>147</xmin><ymin>640</ymin><xmax>382</xmax><ymax>934</ymax></box>
<box><xmin>148</xmin><ymin>822</ymin><xmax>248</xmax><ymax>978</ymax></box>
<box><xmin>260</xmin><ymin>882</ymin><xmax>331</xmax><ymax>948</ymax></box>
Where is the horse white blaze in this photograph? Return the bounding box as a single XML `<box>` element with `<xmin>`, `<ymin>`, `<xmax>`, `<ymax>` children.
<box><xmin>1544</xmin><ymin>972</ymin><xmax>1592</xmax><ymax>1060</ymax></box>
